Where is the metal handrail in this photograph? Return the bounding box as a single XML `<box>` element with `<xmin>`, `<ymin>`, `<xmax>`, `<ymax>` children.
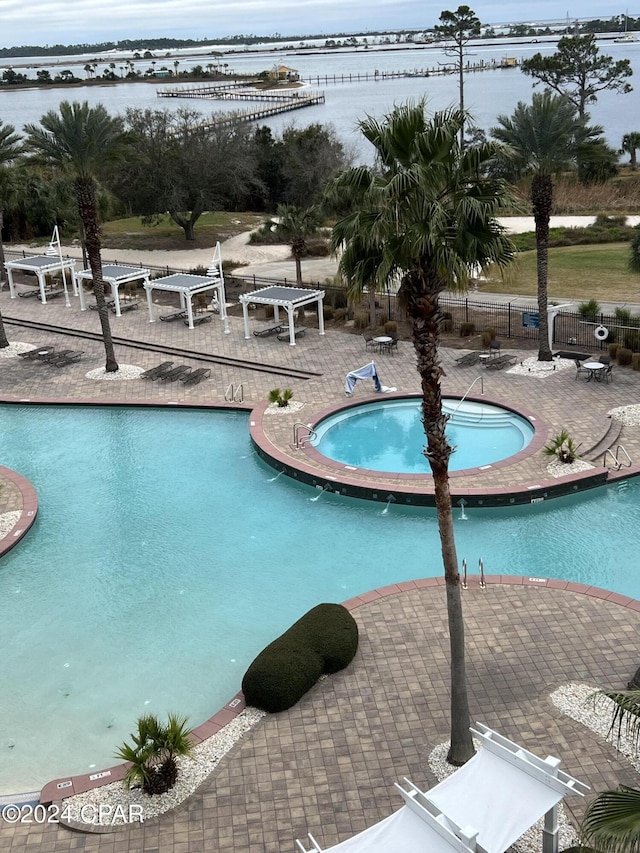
<box><xmin>448</xmin><ymin>375</ymin><xmax>484</xmax><ymax>421</ymax></box>
<box><xmin>294</xmin><ymin>422</ymin><xmax>317</xmax><ymax>448</ymax></box>
<box><xmin>461</xmin><ymin>559</ymin><xmax>468</xmax><ymax>589</ymax></box>
<box><xmin>604</xmin><ymin>444</ymin><xmax>632</xmax><ymax>470</ymax></box>
<box><xmin>225</xmin><ymin>383</ymin><xmax>244</xmax><ymax>402</ymax></box>
<box><xmin>479</xmin><ymin>557</ymin><xmax>486</xmax><ymax>589</ymax></box>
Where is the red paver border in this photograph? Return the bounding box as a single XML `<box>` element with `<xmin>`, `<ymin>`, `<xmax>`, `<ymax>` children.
<box><xmin>0</xmin><ymin>465</ymin><xmax>38</xmax><ymax>558</ymax></box>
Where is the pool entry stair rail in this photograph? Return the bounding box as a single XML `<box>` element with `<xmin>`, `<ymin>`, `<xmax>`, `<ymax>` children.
<box><xmin>448</xmin><ymin>376</ymin><xmax>484</xmax><ymax>422</ymax></box>
<box><xmin>294</xmin><ymin>422</ymin><xmax>317</xmax><ymax>449</ymax></box>
<box><xmin>603</xmin><ymin>445</ymin><xmax>632</xmax><ymax>470</ymax></box>
<box><xmin>225</xmin><ymin>382</ymin><xmax>244</xmax><ymax>403</ymax></box>
<box><xmin>461</xmin><ymin>558</ymin><xmax>486</xmax><ymax>590</ymax></box>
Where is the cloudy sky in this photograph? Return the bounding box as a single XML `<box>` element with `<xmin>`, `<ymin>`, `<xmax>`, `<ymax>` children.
<box><xmin>0</xmin><ymin>0</ymin><xmax>628</xmax><ymax>50</ymax></box>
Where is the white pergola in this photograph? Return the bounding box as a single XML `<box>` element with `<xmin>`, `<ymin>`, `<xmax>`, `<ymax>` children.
<box><xmin>297</xmin><ymin>724</ymin><xmax>588</xmax><ymax>853</ymax></box>
<box><xmin>240</xmin><ymin>285</ymin><xmax>325</xmax><ymax>346</ymax></box>
<box><xmin>74</xmin><ymin>264</ymin><xmax>151</xmax><ymax>316</ymax></box>
<box><xmin>4</xmin><ymin>255</ymin><xmax>78</xmax><ymax>304</ymax></box>
<box><xmin>143</xmin><ymin>273</ymin><xmax>229</xmax><ymax>332</ymax></box>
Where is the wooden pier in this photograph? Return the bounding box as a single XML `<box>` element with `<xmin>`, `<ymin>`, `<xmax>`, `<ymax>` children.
<box><xmin>303</xmin><ymin>58</ymin><xmax>519</xmax><ymax>86</ymax></box>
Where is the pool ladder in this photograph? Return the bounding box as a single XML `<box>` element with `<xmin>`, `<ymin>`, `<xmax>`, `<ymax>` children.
<box><xmin>603</xmin><ymin>445</ymin><xmax>632</xmax><ymax>470</ymax></box>
<box><xmin>461</xmin><ymin>557</ymin><xmax>486</xmax><ymax>590</ymax></box>
<box><xmin>448</xmin><ymin>375</ymin><xmax>485</xmax><ymax>423</ymax></box>
<box><xmin>225</xmin><ymin>383</ymin><xmax>244</xmax><ymax>403</ymax></box>
<box><xmin>293</xmin><ymin>422</ymin><xmax>317</xmax><ymax>449</ymax></box>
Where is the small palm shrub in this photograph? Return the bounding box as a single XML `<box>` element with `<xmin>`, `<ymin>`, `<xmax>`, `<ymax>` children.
<box><xmin>323</xmin><ymin>305</ymin><xmax>334</xmax><ymax>321</ymax></box>
<box><xmin>632</xmin><ymin>353</ymin><xmax>640</xmax><ymax>371</ymax></box>
<box><xmin>617</xmin><ymin>347</ymin><xmax>633</xmax><ymax>366</ymax></box>
<box><xmin>608</xmin><ymin>342</ymin><xmax>619</xmax><ymax>359</ymax></box>
<box><xmin>268</xmin><ymin>388</ymin><xmax>293</xmax><ymax>408</ymax></box>
<box><xmin>578</xmin><ymin>299</ymin><xmax>601</xmax><ymax>321</ymax></box>
<box><xmin>481</xmin><ymin>326</ymin><xmax>496</xmax><ymax>347</ymax></box>
<box><xmin>384</xmin><ymin>320</ymin><xmax>397</xmax><ymax>335</ymax></box>
<box><xmin>242</xmin><ymin>603</ymin><xmax>359</xmax><ymax>713</ymax></box>
<box><xmin>629</xmin><ymin>223</ymin><xmax>640</xmax><ymax>273</ymax></box>
<box><xmin>264</xmin><ymin>305</ymin><xmax>275</xmax><ymax>319</ymax></box>
<box><xmin>115</xmin><ymin>713</ymin><xmax>194</xmax><ymax>796</ymax></box>
<box><xmin>440</xmin><ymin>311</ymin><xmax>453</xmax><ymax>332</ymax></box>
<box><xmin>333</xmin><ymin>308</ymin><xmax>347</xmax><ymax>324</ymax></box>
<box><xmin>543</xmin><ymin>429</ymin><xmax>579</xmax><ymax>464</ymax></box>
<box><xmin>460</xmin><ymin>321</ymin><xmax>475</xmax><ymax>337</ymax></box>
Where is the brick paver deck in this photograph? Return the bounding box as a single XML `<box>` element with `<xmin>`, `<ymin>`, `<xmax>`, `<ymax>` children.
<box><xmin>1</xmin><ymin>285</ymin><xmax>640</xmax><ymax>851</ymax></box>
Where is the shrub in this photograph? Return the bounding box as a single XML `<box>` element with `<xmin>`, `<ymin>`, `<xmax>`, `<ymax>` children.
<box><xmin>460</xmin><ymin>321</ymin><xmax>475</xmax><ymax>337</ymax></box>
<box><xmin>543</xmin><ymin>429</ymin><xmax>579</xmax><ymax>464</ymax></box>
<box><xmin>323</xmin><ymin>305</ymin><xmax>334</xmax><ymax>321</ymax></box>
<box><xmin>268</xmin><ymin>388</ymin><xmax>293</xmax><ymax>408</ymax></box>
<box><xmin>264</xmin><ymin>304</ymin><xmax>275</xmax><ymax>320</ymax></box>
<box><xmin>115</xmin><ymin>713</ymin><xmax>194</xmax><ymax>796</ymax></box>
<box><xmin>242</xmin><ymin>603</ymin><xmax>359</xmax><ymax>713</ymax></box>
<box><xmin>629</xmin><ymin>224</ymin><xmax>640</xmax><ymax>274</ymax></box>
<box><xmin>578</xmin><ymin>299</ymin><xmax>601</xmax><ymax>321</ymax></box>
<box><xmin>440</xmin><ymin>311</ymin><xmax>453</xmax><ymax>333</ymax></box>
<box><xmin>623</xmin><ymin>330</ymin><xmax>640</xmax><ymax>351</ymax></box>
<box><xmin>481</xmin><ymin>326</ymin><xmax>496</xmax><ymax>347</ymax></box>
<box><xmin>353</xmin><ymin>311</ymin><xmax>369</xmax><ymax>330</ymax></box>
<box><xmin>632</xmin><ymin>353</ymin><xmax>640</xmax><ymax>371</ymax></box>
<box><xmin>617</xmin><ymin>347</ymin><xmax>633</xmax><ymax>366</ymax></box>
<box><xmin>333</xmin><ymin>308</ymin><xmax>347</xmax><ymax>324</ymax></box>
<box><xmin>608</xmin><ymin>342</ymin><xmax>620</xmax><ymax>359</ymax></box>
<box><xmin>384</xmin><ymin>320</ymin><xmax>397</xmax><ymax>336</ymax></box>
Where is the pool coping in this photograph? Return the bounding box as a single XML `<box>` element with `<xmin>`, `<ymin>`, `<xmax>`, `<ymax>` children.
<box><xmin>0</xmin><ymin>465</ymin><xmax>38</xmax><ymax>558</ymax></box>
<box><xmin>33</xmin><ymin>574</ymin><xmax>640</xmax><ymax>827</ymax></box>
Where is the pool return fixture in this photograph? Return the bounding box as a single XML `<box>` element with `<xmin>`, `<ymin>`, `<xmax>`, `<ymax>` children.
<box><xmin>461</xmin><ymin>557</ymin><xmax>486</xmax><ymax>589</ymax></box>
<box><xmin>458</xmin><ymin>498</ymin><xmax>468</xmax><ymax>520</ymax></box>
<box><xmin>381</xmin><ymin>494</ymin><xmax>397</xmax><ymax>515</ymax></box>
<box><xmin>310</xmin><ymin>482</ymin><xmax>332</xmax><ymax>502</ymax></box>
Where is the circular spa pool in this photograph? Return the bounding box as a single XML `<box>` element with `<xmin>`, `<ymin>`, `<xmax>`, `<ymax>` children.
<box><xmin>310</xmin><ymin>397</ymin><xmax>535</xmax><ymax>474</ymax></box>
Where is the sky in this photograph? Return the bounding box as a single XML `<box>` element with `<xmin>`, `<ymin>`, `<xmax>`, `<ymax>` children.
<box><xmin>0</xmin><ymin>0</ymin><xmax>630</xmax><ymax>50</ymax></box>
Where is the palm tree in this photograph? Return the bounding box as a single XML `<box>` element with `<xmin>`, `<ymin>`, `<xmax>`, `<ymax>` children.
<box><xmin>327</xmin><ymin>102</ymin><xmax>514</xmax><ymax>765</ymax></box>
<box><xmin>116</xmin><ymin>712</ymin><xmax>194</xmax><ymax>795</ymax></box>
<box><xmin>0</xmin><ymin>120</ymin><xmax>22</xmax><ymax>349</ymax></box>
<box><xmin>580</xmin><ymin>688</ymin><xmax>640</xmax><ymax>853</ymax></box>
<box><xmin>24</xmin><ymin>101</ymin><xmax>126</xmax><ymax>372</ymax></box>
<box><xmin>621</xmin><ymin>132</ymin><xmax>640</xmax><ymax>170</ymax></box>
<box><xmin>491</xmin><ymin>92</ymin><xmax>595</xmax><ymax>361</ymax></box>
<box><xmin>275</xmin><ymin>203</ymin><xmax>322</xmax><ymax>286</ymax></box>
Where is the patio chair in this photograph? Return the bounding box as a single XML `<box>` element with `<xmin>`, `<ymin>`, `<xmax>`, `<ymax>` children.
<box><xmin>574</xmin><ymin>359</ymin><xmax>590</xmax><ymax>380</ymax></box>
<box><xmin>161</xmin><ymin>365</ymin><xmax>192</xmax><ymax>382</ymax></box>
<box><xmin>381</xmin><ymin>334</ymin><xmax>398</xmax><ymax>355</ymax></box>
<box><xmin>598</xmin><ymin>355</ymin><xmax>610</xmax><ymax>365</ymax></box>
<box><xmin>489</xmin><ymin>339</ymin><xmax>501</xmax><ymax>356</ymax></box>
<box><xmin>277</xmin><ymin>326</ymin><xmax>306</xmax><ymax>341</ymax></box>
<box><xmin>50</xmin><ymin>350</ymin><xmax>84</xmax><ymax>367</ymax></box>
<box><xmin>602</xmin><ymin>363</ymin><xmax>614</xmax><ymax>383</ymax></box>
<box><xmin>455</xmin><ymin>351</ymin><xmax>482</xmax><ymax>367</ymax></box>
<box><xmin>140</xmin><ymin>361</ymin><xmax>174</xmax><ymax>380</ymax></box>
<box><xmin>364</xmin><ymin>333</ymin><xmax>378</xmax><ymax>351</ymax></box>
<box><xmin>253</xmin><ymin>322</ymin><xmax>282</xmax><ymax>337</ymax></box>
<box><xmin>181</xmin><ymin>367</ymin><xmax>212</xmax><ymax>385</ymax></box>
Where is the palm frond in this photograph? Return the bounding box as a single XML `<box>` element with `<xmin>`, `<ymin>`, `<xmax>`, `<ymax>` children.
<box><xmin>582</xmin><ymin>786</ymin><xmax>640</xmax><ymax>853</ymax></box>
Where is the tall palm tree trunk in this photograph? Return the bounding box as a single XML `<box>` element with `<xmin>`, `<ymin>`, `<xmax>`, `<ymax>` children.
<box><xmin>75</xmin><ymin>177</ymin><xmax>119</xmax><ymax>372</ymax></box>
<box><xmin>406</xmin><ymin>270</ymin><xmax>474</xmax><ymax>766</ymax></box>
<box><xmin>532</xmin><ymin>174</ymin><xmax>553</xmax><ymax>362</ymax></box>
<box><xmin>0</xmin><ymin>208</ymin><xmax>9</xmax><ymax>348</ymax></box>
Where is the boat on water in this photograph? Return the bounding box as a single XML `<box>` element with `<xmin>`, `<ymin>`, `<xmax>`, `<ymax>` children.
<box><xmin>615</xmin><ymin>11</ymin><xmax>638</xmax><ymax>42</ymax></box>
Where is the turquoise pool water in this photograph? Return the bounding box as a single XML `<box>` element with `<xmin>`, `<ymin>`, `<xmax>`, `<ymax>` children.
<box><xmin>0</xmin><ymin>404</ymin><xmax>639</xmax><ymax>793</ymax></box>
<box><xmin>311</xmin><ymin>398</ymin><xmax>535</xmax><ymax>473</ymax></box>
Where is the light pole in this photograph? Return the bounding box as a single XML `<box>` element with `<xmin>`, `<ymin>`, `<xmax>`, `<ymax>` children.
<box><xmin>46</xmin><ymin>225</ymin><xmax>71</xmax><ymax>308</ymax></box>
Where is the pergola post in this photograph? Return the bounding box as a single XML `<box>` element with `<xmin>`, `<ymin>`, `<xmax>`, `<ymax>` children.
<box><xmin>542</xmin><ymin>756</ymin><xmax>562</xmax><ymax>853</ymax></box>
<box><xmin>6</xmin><ymin>268</ymin><xmax>16</xmax><ymax>298</ymax></box>
<box><xmin>76</xmin><ymin>271</ymin><xmax>86</xmax><ymax>311</ymax></box>
<box><xmin>242</xmin><ymin>300</ymin><xmax>251</xmax><ymax>339</ymax></box>
<box><xmin>145</xmin><ymin>285</ymin><xmax>155</xmax><ymax>322</ymax></box>
<box><xmin>286</xmin><ymin>303</ymin><xmax>295</xmax><ymax>345</ymax></box>
<box><xmin>317</xmin><ymin>294</ymin><xmax>325</xmax><ymax>335</ymax></box>
<box><xmin>36</xmin><ymin>271</ymin><xmax>47</xmax><ymax>304</ymax></box>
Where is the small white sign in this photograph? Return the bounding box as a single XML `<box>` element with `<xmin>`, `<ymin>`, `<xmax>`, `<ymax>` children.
<box><xmin>89</xmin><ymin>771</ymin><xmax>111</xmax><ymax>781</ymax></box>
<box><xmin>57</xmin><ymin>781</ymin><xmax>73</xmax><ymax>790</ymax></box>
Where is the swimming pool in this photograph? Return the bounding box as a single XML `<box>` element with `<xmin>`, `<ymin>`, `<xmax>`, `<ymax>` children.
<box><xmin>310</xmin><ymin>398</ymin><xmax>535</xmax><ymax>473</ymax></box>
<box><xmin>1</xmin><ymin>404</ymin><xmax>640</xmax><ymax>794</ymax></box>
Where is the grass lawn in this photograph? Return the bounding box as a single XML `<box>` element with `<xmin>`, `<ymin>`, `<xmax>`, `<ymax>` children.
<box><xmin>100</xmin><ymin>212</ymin><xmax>266</xmax><ymax>250</ymax></box>
<box><xmin>482</xmin><ymin>243</ymin><xmax>640</xmax><ymax>303</ymax></box>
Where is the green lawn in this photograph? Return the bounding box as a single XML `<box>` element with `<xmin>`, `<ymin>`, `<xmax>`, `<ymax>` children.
<box><xmin>482</xmin><ymin>243</ymin><xmax>640</xmax><ymax>303</ymax></box>
<box><xmin>99</xmin><ymin>212</ymin><xmax>266</xmax><ymax>250</ymax></box>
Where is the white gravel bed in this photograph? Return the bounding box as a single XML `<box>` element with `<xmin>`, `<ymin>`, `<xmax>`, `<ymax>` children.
<box><xmin>546</xmin><ymin>458</ymin><xmax>595</xmax><ymax>478</ymax></box>
<box><xmin>0</xmin><ymin>342</ymin><xmax>39</xmax><ymax>358</ymax></box>
<box><xmin>263</xmin><ymin>400</ymin><xmax>305</xmax><ymax>415</ymax></box>
<box><xmin>62</xmin><ymin>707</ymin><xmax>265</xmax><ymax>826</ymax></box>
<box><xmin>608</xmin><ymin>404</ymin><xmax>640</xmax><ymax>426</ymax></box>
<box><xmin>85</xmin><ymin>364</ymin><xmax>145</xmax><ymax>381</ymax></box>
<box><xmin>428</xmin><ymin>739</ymin><xmax>578</xmax><ymax>851</ymax></box>
<box><xmin>0</xmin><ymin>511</ymin><xmax>21</xmax><ymax>539</ymax></box>
<box><xmin>507</xmin><ymin>356</ymin><xmax>574</xmax><ymax>378</ymax></box>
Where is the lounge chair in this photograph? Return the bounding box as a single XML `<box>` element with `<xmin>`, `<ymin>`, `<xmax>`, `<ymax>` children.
<box><xmin>42</xmin><ymin>349</ymin><xmax>75</xmax><ymax>364</ymax></box>
<box><xmin>161</xmin><ymin>365</ymin><xmax>192</xmax><ymax>382</ymax></box>
<box><xmin>18</xmin><ymin>346</ymin><xmax>55</xmax><ymax>359</ymax></box>
<box><xmin>140</xmin><ymin>361</ymin><xmax>174</xmax><ymax>380</ymax></box>
<box><xmin>277</xmin><ymin>326</ymin><xmax>306</xmax><ymax>341</ymax></box>
<box><xmin>89</xmin><ymin>300</ymin><xmax>116</xmax><ymax>311</ymax></box>
<box><xmin>184</xmin><ymin>314</ymin><xmax>212</xmax><ymax>326</ymax></box>
<box><xmin>50</xmin><ymin>350</ymin><xmax>84</xmax><ymax>367</ymax></box>
<box><xmin>160</xmin><ymin>309</ymin><xmax>187</xmax><ymax>322</ymax></box>
<box><xmin>112</xmin><ymin>301</ymin><xmax>139</xmax><ymax>313</ymax></box>
<box><xmin>253</xmin><ymin>322</ymin><xmax>283</xmax><ymax>337</ymax></box>
<box><xmin>455</xmin><ymin>351</ymin><xmax>482</xmax><ymax>367</ymax></box>
<box><xmin>18</xmin><ymin>287</ymin><xmax>41</xmax><ymax>299</ymax></box>
<box><xmin>485</xmin><ymin>353</ymin><xmax>517</xmax><ymax>370</ymax></box>
<box><xmin>181</xmin><ymin>367</ymin><xmax>211</xmax><ymax>385</ymax></box>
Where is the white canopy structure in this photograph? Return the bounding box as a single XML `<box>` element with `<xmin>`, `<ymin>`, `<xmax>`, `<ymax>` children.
<box><xmin>142</xmin><ymin>242</ymin><xmax>229</xmax><ymax>332</ymax></box>
<box><xmin>74</xmin><ymin>264</ymin><xmax>151</xmax><ymax>316</ymax></box>
<box><xmin>4</xmin><ymin>255</ymin><xmax>77</xmax><ymax>304</ymax></box>
<box><xmin>296</xmin><ymin>724</ymin><xmax>588</xmax><ymax>853</ymax></box>
<box><xmin>240</xmin><ymin>285</ymin><xmax>325</xmax><ymax>346</ymax></box>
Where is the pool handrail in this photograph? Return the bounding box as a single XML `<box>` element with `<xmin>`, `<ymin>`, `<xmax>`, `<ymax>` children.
<box><xmin>448</xmin><ymin>375</ymin><xmax>484</xmax><ymax>421</ymax></box>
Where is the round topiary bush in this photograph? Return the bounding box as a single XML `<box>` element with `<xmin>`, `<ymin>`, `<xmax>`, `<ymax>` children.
<box><xmin>242</xmin><ymin>603</ymin><xmax>359</xmax><ymax>713</ymax></box>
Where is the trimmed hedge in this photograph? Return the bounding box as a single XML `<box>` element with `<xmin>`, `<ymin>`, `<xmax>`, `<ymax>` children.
<box><xmin>242</xmin><ymin>603</ymin><xmax>359</xmax><ymax>713</ymax></box>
